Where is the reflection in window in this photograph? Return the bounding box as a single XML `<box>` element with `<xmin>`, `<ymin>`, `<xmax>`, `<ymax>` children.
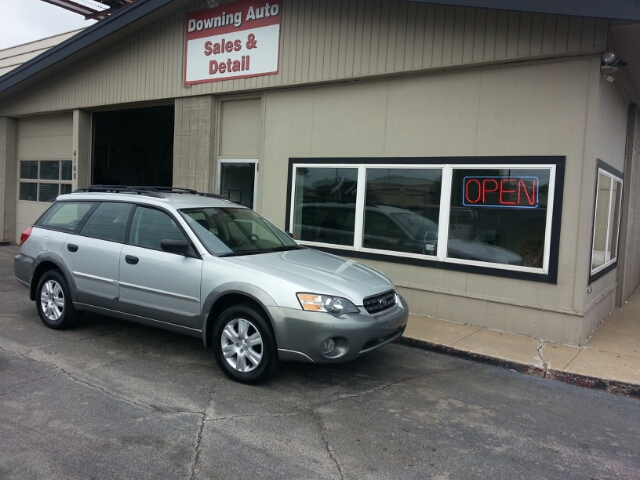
<box><xmin>363</xmin><ymin>168</ymin><xmax>441</xmax><ymax>255</ymax></box>
<box><xmin>81</xmin><ymin>202</ymin><xmax>133</xmax><ymax>243</ymax></box>
<box><xmin>292</xmin><ymin>167</ymin><xmax>358</xmax><ymax>246</ymax></box>
<box><xmin>289</xmin><ymin>161</ymin><xmax>559</xmax><ymax>276</ymax></box>
<box><xmin>129</xmin><ymin>207</ymin><xmax>186</xmax><ymax>251</ymax></box>
<box><xmin>591</xmin><ymin>170</ymin><xmax>623</xmax><ymax>273</ymax></box>
<box><xmin>448</xmin><ymin>168</ymin><xmax>550</xmax><ymax>267</ymax></box>
<box><xmin>39</xmin><ymin>202</ymin><xmax>95</xmax><ymax>231</ymax></box>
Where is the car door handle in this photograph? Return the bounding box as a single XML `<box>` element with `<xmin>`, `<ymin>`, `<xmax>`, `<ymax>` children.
<box><xmin>67</xmin><ymin>244</ymin><xmax>78</xmax><ymax>252</ymax></box>
<box><xmin>125</xmin><ymin>255</ymin><xmax>139</xmax><ymax>265</ymax></box>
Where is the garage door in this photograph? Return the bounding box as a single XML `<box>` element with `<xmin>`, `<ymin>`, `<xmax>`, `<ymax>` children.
<box><xmin>16</xmin><ymin>114</ymin><xmax>73</xmax><ymax>243</ymax></box>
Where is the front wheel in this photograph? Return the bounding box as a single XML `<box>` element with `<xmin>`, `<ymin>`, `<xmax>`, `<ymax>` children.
<box><xmin>213</xmin><ymin>303</ymin><xmax>280</xmax><ymax>384</ymax></box>
<box><xmin>35</xmin><ymin>270</ymin><xmax>80</xmax><ymax>330</ymax></box>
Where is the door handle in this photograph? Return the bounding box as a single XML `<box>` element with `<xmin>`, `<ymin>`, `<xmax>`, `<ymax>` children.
<box><xmin>125</xmin><ymin>255</ymin><xmax>139</xmax><ymax>265</ymax></box>
<box><xmin>67</xmin><ymin>244</ymin><xmax>78</xmax><ymax>252</ymax></box>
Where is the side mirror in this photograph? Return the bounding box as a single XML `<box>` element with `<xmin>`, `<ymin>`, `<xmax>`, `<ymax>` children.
<box><xmin>161</xmin><ymin>238</ymin><xmax>191</xmax><ymax>255</ymax></box>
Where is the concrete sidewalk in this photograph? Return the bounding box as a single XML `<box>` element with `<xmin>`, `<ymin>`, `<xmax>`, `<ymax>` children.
<box><xmin>400</xmin><ymin>287</ymin><xmax>640</xmax><ymax>399</ymax></box>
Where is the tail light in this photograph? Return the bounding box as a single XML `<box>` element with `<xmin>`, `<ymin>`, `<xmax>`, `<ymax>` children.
<box><xmin>19</xmin><ymin>227</ymin><xmax>32</xmax><ymax>246</ymax></box>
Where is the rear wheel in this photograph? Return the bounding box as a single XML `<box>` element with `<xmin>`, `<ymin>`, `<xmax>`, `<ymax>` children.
<box><xmin>35</xmin><ymin>270</ymin><xmax>80</xmax><ymax>330</ymax></box>
<box><xmin>213</xmin><ymin>303</ymin><xmax>280</xmax><ymax>384</ymax></box>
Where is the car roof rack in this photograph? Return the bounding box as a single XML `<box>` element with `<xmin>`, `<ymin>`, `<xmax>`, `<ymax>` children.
<box><xmin>73</xmin><ymin>185</ymin><xmax>224</xmax><ymax>199</ymax></box>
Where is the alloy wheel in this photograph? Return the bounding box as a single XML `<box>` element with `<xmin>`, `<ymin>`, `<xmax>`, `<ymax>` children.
<box><xmin>220</xmin><ymin>317</ymin><xmax>264</xmax><ymax>373</ymax></box>
<box><xmin>40</xmin><ymin>280</ymin><xmax>65</xmax><ymax>321</ymax></box>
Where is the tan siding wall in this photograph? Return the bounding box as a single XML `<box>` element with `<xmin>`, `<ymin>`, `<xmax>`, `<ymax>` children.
<box><xmin>15</xmin><ymin>115</ymin><xmax>73</xmax><ymax>243</ymax></box>
<box><xmin>0</xmin><ymin>0</ymin><xmax>607</xmax><ymax>117</ymax></box>
<box><xmin>580</xmin><ymin>78</ymin><xmax>629</xmax><ymax>328</ymax></box>
<box><xmin>173</xmin><ymin>95</ymin><xmax>215</xmax><ymax>192</ymax></box>
<box><xmin>596</xmin><ymin>78</ymin><xmax>628</xmax><ymax>173</ymax></box>
<box><xmin>617</xmin><ymin>107</ymin><xmax>640</xmax><ymax>304</ymax></box>
<box><xmin>261</xmin><ymin>58</ymin><xmax>594</xmax><ymax>344</ymax></box>
<box><xmin>0</xmin><ymin>117</ymin><xmax>17</xmax><ymax>242</ymax></box>
<box><xmin>219</xmin><ymin>99</ymin><xmax>262</xmax><ymax>158</ymax></box>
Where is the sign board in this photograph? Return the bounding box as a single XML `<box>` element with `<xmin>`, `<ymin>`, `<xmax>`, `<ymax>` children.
<box><xmin>463</xmin><ymin>176</ymin><xmax>539</xmax><ymax>208</ymax></box>
<box><xmin>184</xmin><ymin>0</ymin><xmax>282</xmax><ymax>85</ymax></box>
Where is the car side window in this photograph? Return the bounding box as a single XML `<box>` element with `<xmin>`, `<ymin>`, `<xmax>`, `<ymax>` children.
<box><xmin>129</xmin><ymin>206</ymin><xmax>186</xmax><ymax>250</ymax></box>
<box><xmin>38</xmin><ymin>202</ymin><xmax>96</xmax><ymax>232</ymax></box>
<box><xmin>80</xmin><ymin>202</ymin><xmax>132</xmax><ymax>243</ymax></box>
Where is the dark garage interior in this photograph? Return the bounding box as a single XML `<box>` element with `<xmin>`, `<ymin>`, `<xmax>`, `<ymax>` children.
<box><xmin>92</xmin><ymin>105</ymin><xmax>174</xmax><ymax>187</ymax></box>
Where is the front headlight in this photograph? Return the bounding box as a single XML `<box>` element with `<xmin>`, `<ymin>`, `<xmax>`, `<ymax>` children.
<box><xmin>297</xmin><ymin>293</ymin><xmax>359</xmax><ymax>315</ymax></box>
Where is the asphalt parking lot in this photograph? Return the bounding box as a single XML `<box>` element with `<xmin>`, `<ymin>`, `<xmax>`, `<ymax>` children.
<box><xmin>1</xmin><ymin>245</ymin><xmax>639</xmax><ymax>480</ymax></box>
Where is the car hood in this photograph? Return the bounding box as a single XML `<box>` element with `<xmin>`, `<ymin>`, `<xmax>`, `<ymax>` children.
<box><xmin>223</xmin><ymin>248</ymin><xmax>394</xmax><ymax>304</ymax></box>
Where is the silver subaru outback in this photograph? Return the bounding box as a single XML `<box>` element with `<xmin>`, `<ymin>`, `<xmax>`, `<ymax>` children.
<box><xmin>14</xmin><ymin>187</ymin><xmax>408</xmax><ymax>384</ymax></box>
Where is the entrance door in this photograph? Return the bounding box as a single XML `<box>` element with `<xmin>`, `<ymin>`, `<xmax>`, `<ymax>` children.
<box><xmin>218</xmin><ymin>160</ymin><xmax>257</xmax><ymax>209</ymax></box>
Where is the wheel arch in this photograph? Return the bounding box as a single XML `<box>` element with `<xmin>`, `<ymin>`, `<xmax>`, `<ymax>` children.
<box><xmin>30</xmin><ymin>260</ymin><xmax>71</xmax><ymax>301</ymax></box>
<box><xmin>202</xmin><ymin>288</ymin><xmax>276</xmax><ymax>349</ymax></box>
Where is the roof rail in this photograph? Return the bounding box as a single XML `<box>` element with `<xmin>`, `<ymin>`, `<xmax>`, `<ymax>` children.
<box><xmin>72</xmin><ymin>185</ymin><xmax>224</xmax><ymax>199</ymax></box>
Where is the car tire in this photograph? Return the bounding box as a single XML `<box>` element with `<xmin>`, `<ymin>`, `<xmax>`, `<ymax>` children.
<box><xmin>213</xmin><ymin>303</ymin><xmax>280</xmax><ymax>384</ymax></box>
<box><xmin>35</xmin><ymin>270</ymin><xmax>80</xmax><ymax>330</ymax></box>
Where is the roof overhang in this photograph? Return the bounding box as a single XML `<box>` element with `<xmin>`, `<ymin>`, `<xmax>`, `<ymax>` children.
<box><xmin>0</xmin><ymin>0</ymin><xmax>184</xmax><ymax>99</ymax></box>
<box><xmin>2</xmin><ymin>1</ymin><xmax>640</xmax><ymax>104</ymax></box>
<box><xmin>402</xmin><ymin>0</ymin><xmax>640</xmax><ymax>22</ymax></box>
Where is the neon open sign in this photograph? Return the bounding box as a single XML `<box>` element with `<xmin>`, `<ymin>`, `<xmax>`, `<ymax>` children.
<box><xmin>463</xmin><ymin>176</ymin><xmax>539</xmax><ymax>208</ymax></box>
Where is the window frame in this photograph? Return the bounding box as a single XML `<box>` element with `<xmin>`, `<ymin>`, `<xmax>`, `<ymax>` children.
<box><xmin>286</xmin><ymin>157</ymin><xmax>565</xmax><ymax>284</ymax></box>
<box><xmin>217</xmin><ymin>158</ymin><xmax>259</xmax><ymax>210</ymax></box>
<box><xmin>18</xmin><ymin>160</ymin><xmax>73</xmax><ymax>203</ymax></box>
<box><xmin>589</xmin><ymin>161</ymin><xmax>624</xmax><ymax>283</ymax></box>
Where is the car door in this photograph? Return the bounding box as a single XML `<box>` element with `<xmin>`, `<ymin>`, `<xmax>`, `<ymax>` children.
<box><xmin>118</xmin><ymin>205</ymin><xmax>203</xmax><ymax>329</ymax></box>
<box><xmin>61</xmin><ymin>201</ymin><xmax>132</xmax><ymax>310</ymax></box>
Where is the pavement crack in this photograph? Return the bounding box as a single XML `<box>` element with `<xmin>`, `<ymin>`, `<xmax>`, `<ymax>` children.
<box><xmin>189</xmin><ymin>385</ymin><xmax>217</xmax><ymax>480</ymax></box>
<box><xmin>314</xmin><ymin>368</ymin><xmax>462</xmax><ymax>408</ymax></box>
<box><xmin>3</xmin><ymin>345</ymin><xmax>203</xmax><ymax>414</ymax></box>
<box><xmin>0</xmin><ymin>375</ymin><xmax>51</xmax><ymax>395</ymax></box>
<box><xmin>538</xmin><ymin>340</ymin><xmax>549</xmax><ymax>378</ymax></box>
<box><xmin>55</xmin><ymin>366</ymin><xmax>200</xmax><ymax>414</ymax></box>
<box><xmin>311</xmin><ymin>410</ymin><xmax>344</xmax><ymax>480</ymax></box>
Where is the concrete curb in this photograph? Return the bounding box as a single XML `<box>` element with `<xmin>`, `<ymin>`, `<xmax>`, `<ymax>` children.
<box><xmin>398</xmin><ymin>337</ymin><xmax>640</xmax><ymax>399</ymax></box>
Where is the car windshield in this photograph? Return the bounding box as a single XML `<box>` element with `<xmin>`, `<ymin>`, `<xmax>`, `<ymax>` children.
<box><xmin>179</xmin><ymin>207</ymin><xmax>300</xmax><ymax>256</ymax></box>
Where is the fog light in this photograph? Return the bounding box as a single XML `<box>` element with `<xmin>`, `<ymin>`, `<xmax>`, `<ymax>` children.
<box><xmin>321</xmin><ymin>338</ymin><xmax>336</xmax><ymax>355</ymax></box>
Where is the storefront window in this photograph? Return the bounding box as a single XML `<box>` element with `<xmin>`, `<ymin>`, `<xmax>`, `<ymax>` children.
<box><xmin>292</xmin><ymin>167</ymin><xmax>358</xmax><ymax>246</ymax></box>
<box><xmin>448</xmin><ymin>168</ymin><xmax>550</xmax><ymax>267</ymax></box>
<box><xmin>363</xmin><ymin>168</ymin><xmax>441</xmax><ymax>255</ymax></box>
<box><xmin>18</xmin><ymin>160</ymin><xmax>73</xmax><ymax>202</ymax></box>
<box><xmin>591</xmin><ymin>167</ymin><xmax>623</xmax><ymax>276</ymax></box>
<box><xmin>289</xmin><ymin>159</ymin><xmax>563</xmax><ymax>281</ymax></box>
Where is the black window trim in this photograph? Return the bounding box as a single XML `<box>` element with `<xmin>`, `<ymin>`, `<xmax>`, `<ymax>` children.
<box><xmin>286</xmin><ymin>156</ymin><xmax>565</xmax><ymax>284</ymax></box>
<box><xmin>588</xmin><ymin>159</ymin><xmax>624</xmax><ymax>284</ymax></box>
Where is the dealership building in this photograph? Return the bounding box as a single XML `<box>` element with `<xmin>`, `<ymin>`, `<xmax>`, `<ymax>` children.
<box><xmin>1</xmin><ymin>0</ymin><xmax>640</xmax><ymax>345</ymax></box>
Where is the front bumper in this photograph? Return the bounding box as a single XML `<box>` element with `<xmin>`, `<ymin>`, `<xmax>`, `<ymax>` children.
<box><xmin>269</xmin><ymin>296</ymin><xmax>409</xmax><ymax>363</ymax></box>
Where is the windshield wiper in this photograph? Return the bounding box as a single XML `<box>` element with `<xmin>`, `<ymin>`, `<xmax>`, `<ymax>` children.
<box><xmin>218</xmin><ymin>245</ymin><xmax>305</xmax><ymax>257</ymax></box>
<box><xmin>268</xmin><ymin>245</ymin><xmax>305</xmax><ymax>252</ymax></box>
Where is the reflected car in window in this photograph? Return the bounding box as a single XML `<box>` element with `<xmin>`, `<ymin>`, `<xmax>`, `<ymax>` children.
<box><xmin>295</xmin><ymin>203</ymin><xmax>523</xmax><ymax>265</ymax></box>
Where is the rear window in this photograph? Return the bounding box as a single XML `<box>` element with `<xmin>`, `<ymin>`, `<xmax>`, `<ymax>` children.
<box><xmin>38</xmin><ymin>202</ymin><xmax>96</xmax><ymax>232</ymax></box>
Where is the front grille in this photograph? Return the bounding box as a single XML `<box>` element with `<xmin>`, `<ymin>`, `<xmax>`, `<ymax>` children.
<box><xmin>363</xmin><ymin>290</ymin><xmax>396</xmax><ymax>315</ymax></box>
